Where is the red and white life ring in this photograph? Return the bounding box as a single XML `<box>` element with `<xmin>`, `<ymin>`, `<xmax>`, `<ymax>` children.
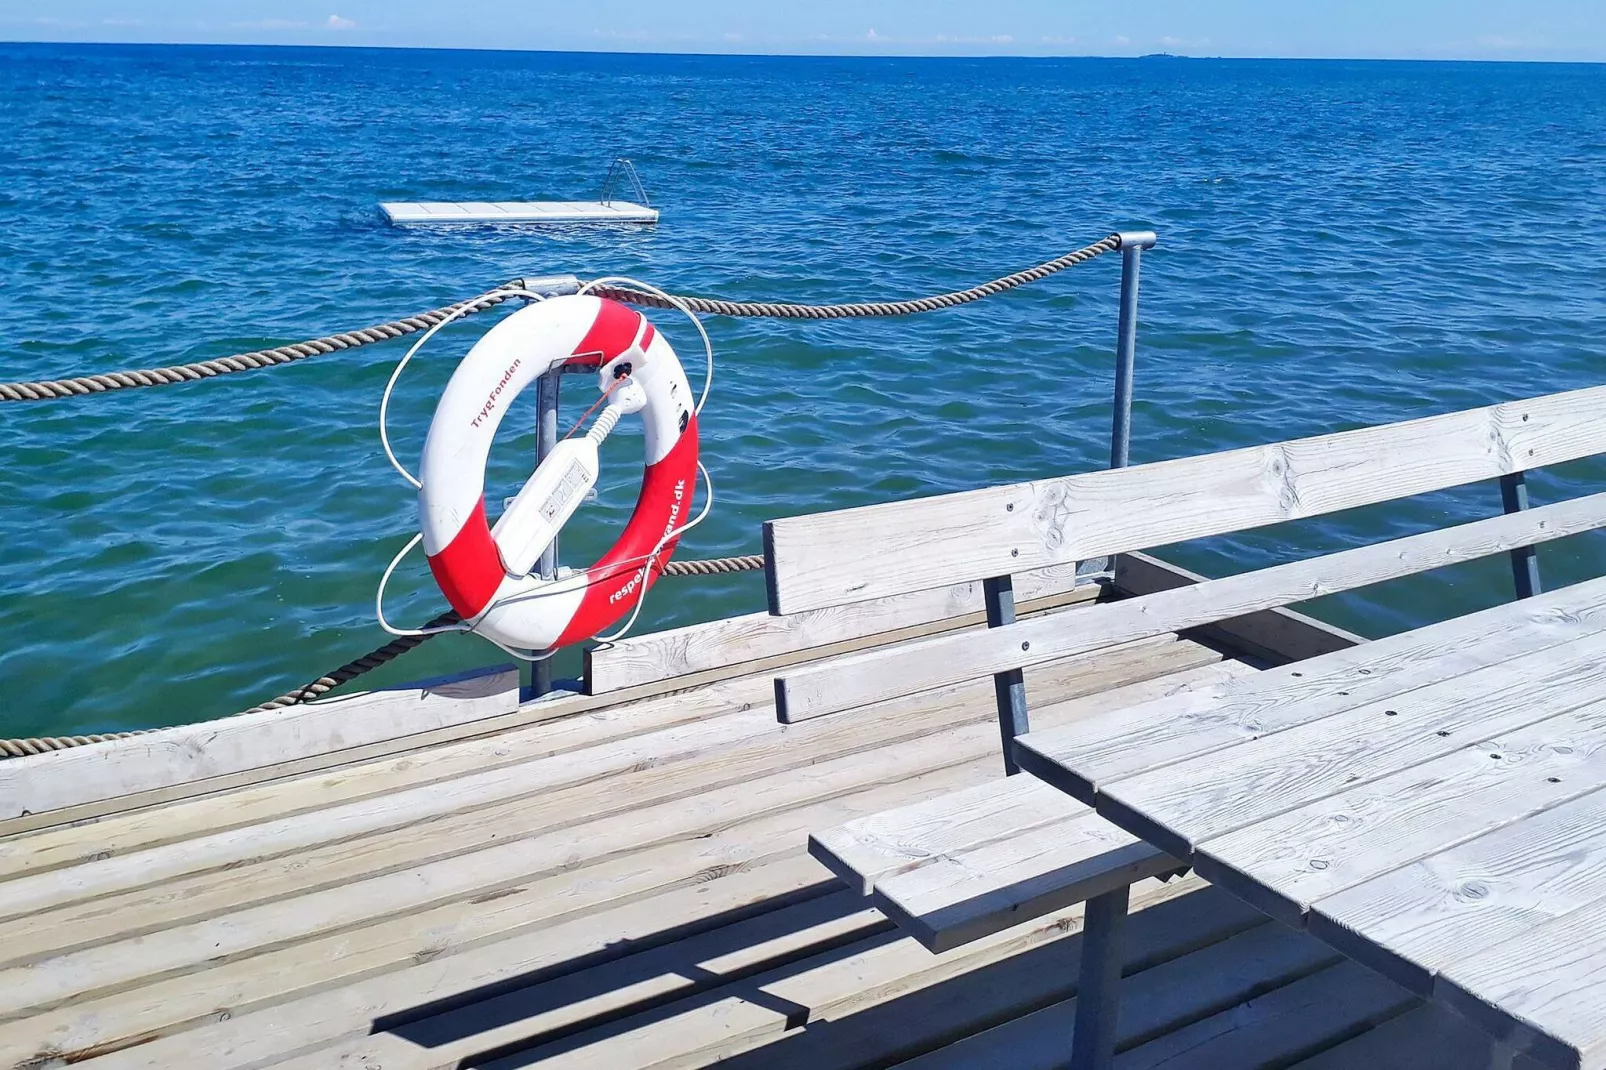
<box><xmin>417</xmin><ymin>294</ymin><xmax>698</xmax><ymax>652</ymax></box>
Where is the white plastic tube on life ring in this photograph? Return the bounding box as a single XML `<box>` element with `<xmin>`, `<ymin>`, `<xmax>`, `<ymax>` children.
<box><xmin>417</xmin><ymin>295</ymin><xmax>698</xmax><ymax>652</ymax></box>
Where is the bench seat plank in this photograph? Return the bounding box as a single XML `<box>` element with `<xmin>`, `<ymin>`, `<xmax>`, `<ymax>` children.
<box><xmin>810</xmin><ymin>775</ymin><xmax>1081</xmax><ymax>896</ymax></box>
<box><xmin>1015</xmin><ymin>576</ymin><xmax>1606</xmax><ymax>805</ymax></box>
<box><xmin>873</xmin><ymin>810</ymin><xmax>1178</xmax><ymax>953</ymax></box>
<box><xmin>1093</xmin><ymin>628</ymin><xmax>1606</xmax><ymax>861</ymax></box>
<box><xmin>1194</xmin><ymin>696</ymin><xmax>1606</xmax><ymax>926</ymax></box>
<box><xmin>1435</xmin><ymin>883</ymin><xmax>1606</xmax><ymax>1070</ymax></box>
<box><xmin>808</xmin><ymin>658</ymin><xmax>1250</xmax><ymax>896</ymax></box>
<box><xmin>1308</xmin><ymin>787</ymin><xmax>1606</xmax><ymax>996</ymax></box>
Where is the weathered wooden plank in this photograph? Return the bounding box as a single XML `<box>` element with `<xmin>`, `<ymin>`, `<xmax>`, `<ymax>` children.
<box><xmin>1290</xmin><ymin>1003</ymin><xmax>1545</xmax><ymax>1070</ymax></box>
<box><xmin>1194</xmin><ymin>697</ymin><xmax>1606</xmax><ymax>926</ymax></box>
<box><xmin>1095</xmin><ymin>628</ymin><xmax>1606</xmax><ymax>861</ymax></box>
<box><xmin>1111</xmin><ymin>959</ymin><xmax>1417</xmax><ymax>1070</ymax></box>
<box><xmin>587</xmin><ymin>563</ymin><xmax>1093</xmax><ymax>694</ymax></box>
<box><xmin>0</xmin><ymin>640</ymin><xmax>1221</xmax><ymax>1048</ymax></box>
<box><xmin>0</xmin><ymin>699</ymin><xmax>783</xmax><ymax>923</ymax></box>
<box><xmin>1435</xmin><ymin>890</ymin><xmax>1606</xmax><ymax>1070</ymax></box>
<box><xmin>3</xmin><ymin>578</ymin><xmax>1079</xmax><ymax>841</ymax></box>
<box><xmin>0</xmin><ymin>758</ymin><xmax>995</xmax><ymax>1064</ymax></box>
<box><xmin>478</xmin><ymin>877</ymin><xmax>1229</xmax><ymax>1070</ymax></box>
<box><xmin>1015</xmin><ymin>577</ymin><xmax>1606</xmax><ymax>805</ymax></box>
<box><xmin>0</xmin><ymin>729</ymin><xmax>1023</xmax><ymax>1019</ymax></box>
<box><xmin>1113</xmin><ymin>552</ymin><xmax>1364</xmax><ymax>664</ymax></box>
<box><xmin>896</xmin><ymin>922</ymin><xmax>1343</xmax><ymax>1070</ymax></box>
<box><xmin>6</xmin><ymin>853</ymin><xmax>839</xmax><ymax>1070</ymax></box>
<box><xmin>1308</xmin><ymin>787</ymin><xmax>1606</xmax><ymax>995</ymax></box>
<box><xmin>810</xmin><ymin>774</ymin><xmax>1080</xmax><ymax>896</ymax></box>
<box><xmin>735</xmin><ymin>899</ymin><xmax>1297</xmax><ymax>1066</ymax></box>
<box><xmin>808</xmin><ymin>660</ymin><xmax>1249</xmax><ymax>895</ymax></box>
<box><xmin>275</xmin><ymin>881</ymin><xmax>1256</xmax><ymax>1070</ymax></box>
<box><xmin>764</xmin><ymin>384</ymin><xmax>1606</xmax><ymax>614</ymax></box>
<box><xmin>0</xmin><ymin>634</ymin><xmax>1214</xmax><ymax>936</ymax></box>
<box><xmin>0</xmin><ymin>665</ymin><xmax>519</xmax><ymax>823</ymax></box>
<box><xmin>270</xmin><ymin>888</ymin><xmax>887</xmax><ymax>1070</ymax></box>
<box><xmin>0</xmin><ymin>679</ymin><xmax>1025</xmax><ymax>967</ymax></box>
<box><xmin>0</xmin><ymin>665</ymin><xmax>780</xmax><ymax>839</ymax></box>
<box><xmin>0</xmin><ymin>666</ymin><xmax>786</xmax><ymax>882</ymax></box>
<box><xmin>872</xmin><ymin>809</ymin><xmax>1177</xmax><ymax>953</ymax></box>
<box><xmin>774</xmin><ymin>495</ymin><xmax>1606</xmax><ymax>721</ymax></box>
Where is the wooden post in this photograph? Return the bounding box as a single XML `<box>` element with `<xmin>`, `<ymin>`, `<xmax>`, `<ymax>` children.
<box><xmin>982</xmin><ymin>575</ymin><xmax>1029</xmax><ymax>775</ymax></box>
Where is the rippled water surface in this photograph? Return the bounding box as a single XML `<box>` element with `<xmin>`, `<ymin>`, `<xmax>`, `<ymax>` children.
<box><xmin>3</xmin><ymin>44</ymin><xmax>1605</xmax><ymax>735</ymax></box>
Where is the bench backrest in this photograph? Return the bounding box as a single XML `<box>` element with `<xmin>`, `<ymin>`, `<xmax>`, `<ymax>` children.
<box><xmin>763</xmin><ymin>384</ymin><xmax>1606</xmax><ymax>615</ymax></box>
<box><xmin>583</xmin><ymin>562</ymin><xmax>1090</xmax><ymax>694</ymax></box>
<box><xmin>764</xmin><ymin>385</ymin><xmax>1606</xmax><ymax>723</ymax></box>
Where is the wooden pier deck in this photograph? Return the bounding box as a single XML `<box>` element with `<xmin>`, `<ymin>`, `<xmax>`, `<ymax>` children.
<box><xmin>0</xmin><ymin>557</ymin><xmax>1517</xmax><ymax>1070</ymax></box>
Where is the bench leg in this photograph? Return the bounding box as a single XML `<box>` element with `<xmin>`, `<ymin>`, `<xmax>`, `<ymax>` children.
<box><xmin>1071</xmin><ymin>884</ymin><xmax>1130</xmax><ymax>1070</ymax></box>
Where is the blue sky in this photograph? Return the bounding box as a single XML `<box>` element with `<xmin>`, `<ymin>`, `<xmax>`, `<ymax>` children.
<box><xmin>4</xmin><ymin>0</ymin><xmax>1604</xmax><ymax>61</ymax></box>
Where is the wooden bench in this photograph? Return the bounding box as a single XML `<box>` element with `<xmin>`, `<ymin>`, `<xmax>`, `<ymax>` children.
<box><xmin>783</xmin><ymin>383</ymin><xmax>1606</xmax><ymax>1069</ymax></box>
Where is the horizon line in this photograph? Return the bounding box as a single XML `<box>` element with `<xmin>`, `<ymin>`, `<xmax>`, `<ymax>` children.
<box><xmin>4</xmin><ymin>38</ymin><xmax>1605</xmax><ymax>65</ymax></box>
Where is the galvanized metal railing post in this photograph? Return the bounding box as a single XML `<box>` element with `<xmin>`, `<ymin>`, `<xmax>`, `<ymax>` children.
<box><xmin>1499</xmin><ymin>471</ymin><xmax>1543</xmax><ymax>599</ymax></box>
<box><xmin>1109</xmin><ymin>231</ymin><xmax>1156</xmax><ymax>470</ymax></box>
<box><xmin>502</xmin><ymin>276</ymin><xmax>581</xmax><ymax>701</ymax></box>
<box><xmin>529</xmin><ymin>370</ymin><xmax>562</xmax><ymax>698</ymax></box>
<box><xmin>1060</xmin><ymin>232</ymin><xmax>1157</xmax><ymax>1069</ymax></box>
<box><xmin>983</xmin><ymin>575</ymin><xmax>1029</xmax><ymax>775</ymax></box>
<box><xmin>1071</xmin><ymin>884</ymin><xmax>1131</xmax><ymax>1070</ymax></box>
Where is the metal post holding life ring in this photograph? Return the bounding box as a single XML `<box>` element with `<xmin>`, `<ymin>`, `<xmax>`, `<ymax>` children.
<box><xmin>416</xmin><ymin>294</ymin><xmax>699</xmax><ymax>652</ymax></box>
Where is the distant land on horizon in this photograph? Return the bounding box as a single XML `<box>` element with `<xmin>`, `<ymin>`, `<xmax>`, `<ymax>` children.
<box><xmin>4</xmin><ymin>39</ymin><xmax>1605</xmax><ymax>65</ymax></box>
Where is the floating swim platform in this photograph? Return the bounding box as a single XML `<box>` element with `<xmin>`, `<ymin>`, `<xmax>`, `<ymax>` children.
<box><xmin>379</xmin><ymin>200</ymin><xmax>659</xmax><ymax>225</ymax></box>
<box><xmin>382</xmin><ymin>157</ymin><xmax>659</xmax><ymax>227</ymax></box>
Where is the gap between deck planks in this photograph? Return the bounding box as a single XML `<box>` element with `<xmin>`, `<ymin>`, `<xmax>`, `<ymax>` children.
<box><xmin>1</xmin><ymin>639</ymin><xmax>1236</xmax><ymax>1067</ymax></box>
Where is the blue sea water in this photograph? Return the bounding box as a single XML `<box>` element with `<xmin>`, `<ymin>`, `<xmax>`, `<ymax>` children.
<box><xmin>2</xmin><ymin>43</ymin><xmax>1605</xmax><ymax>737</ymax></box>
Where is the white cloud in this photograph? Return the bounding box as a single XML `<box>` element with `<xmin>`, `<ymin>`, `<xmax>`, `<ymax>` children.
<box><xmin>1112</xmin><ymin>34</ymin><xmax>1131</xmax><ymax>46</ymax></box>
<box><xmin>867</xmin><ymin>28</ymin><xmax>877</xmax><ymax>39</ymax></box>
<box><xmin>326</xmin><ymin>14</ymin><xmax>357</xmax><ymax>30</ymax></box>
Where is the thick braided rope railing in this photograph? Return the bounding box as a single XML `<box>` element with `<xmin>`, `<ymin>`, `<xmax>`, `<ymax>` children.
<box><xmin>0</xmin><ymin>285</ymin><xmax>522</xmax><ymax>402</ymax></box>
<box><xmin>593</xmin><ymin>234</ymin><xmax>1122</xmax><ymax>318</ymax></box>
<box><xmin>0</xmin><ymin>235</ymin><xmax>1124</xmax><ymax>402</ymax></box>
<box><xmin>0</xmin><ymin>553</ymin><xmax>766</xmax><ymax>757</ymax></box>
